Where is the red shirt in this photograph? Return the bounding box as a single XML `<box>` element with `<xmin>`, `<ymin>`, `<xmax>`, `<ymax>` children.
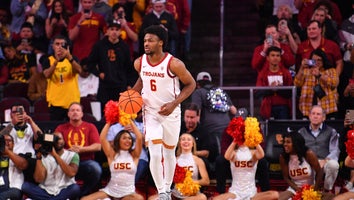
<box><xmin>55</xmin><ymin>121</ymin><xmax>100</xmax><ymax>161</ymax></box>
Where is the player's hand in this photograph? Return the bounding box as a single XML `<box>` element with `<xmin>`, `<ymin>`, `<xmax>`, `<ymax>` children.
<box><xmin>158</xmin><ymin>102</ymin><xmax>177</xmax><ymax>116</ymax></box>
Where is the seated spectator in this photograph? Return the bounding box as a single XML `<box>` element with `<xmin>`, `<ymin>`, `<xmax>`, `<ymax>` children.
<box><xmin>22</xmin><ymin>132</ymin><xmax>81</xmax><ymax>200</ymax></box>
<box><xmin>251</xmin><ymin>24</ymin><xmax>295</xmax><ymax>73</ymax></box>
<box><xmin>148</xmin><ymin>133</ymin><xmax>210</xmax><ymax>200</ymax></box>
<box><xmin>256</xmin><ymin>46</ymin><xmax>293</xmax><ymax>120</ymax></box>
<box><xmin>278</xmin><ymin>132</ymin><xmax>325</xmax><ymax>200</ymax></box>
<box><xmin>106</xmin><ymin>112</ymin><xmax>149</xmax><ymax>183</ymax></box>
<box><xmin>311</xmin><ymin>7</ymin><xmax>338</xmax><ymax>43</ymax></box>
<box><xmin>45</xmin><ymin>0</ymin><xmax>70</xmax><ymax>55</ymax></box>
<box><xmin>78</xmin><ymin>57</ymin><xmax>98</xmax><ymax>98</ymax></box>
<box><xmin>3</xmin><ymin>44</ymin><xmax>37</xmax><ymax>83</ymax></box>
<box><xmin>55</xmin><ymin>102</ymin><xmax>102</xmax><ymax>197</ymax></box>
<box><xmin>81</xmin><ymin>121</ymin><xmax>144</xmax><ymax>200</ymax></box>
<box><xmin>27</xmin><ymin>70</ymin><xmax>47</xmax><ymax>102</ymax></box>
<box><xmin>0</xmin><ymin>134</ymin><xmax>31</xmax><ymax>200</ymax></box>
<box><xmin>294</xmin><ymin>48</ymin><xmax>339</xmax><ymax>118</ymax></box>
<box><xmin>298</xmin><ymin>105</ymin><xmax>340</xmax><ymax>192</ymax></box>
<box><xmin>295</xmin><ymin>20</ymin><xmax>343</xmax><ymax>76</ymax></box>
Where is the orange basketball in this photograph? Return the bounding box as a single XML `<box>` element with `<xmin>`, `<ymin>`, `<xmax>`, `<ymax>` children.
<box><xmin>118</xmin><ymin>89</ymin><xmax>143</xmax><ymax>114</ymax></box>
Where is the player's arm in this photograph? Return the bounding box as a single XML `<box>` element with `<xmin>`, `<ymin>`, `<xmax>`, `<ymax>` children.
<box><xmin>132</xmin><ymin>57</ymin><xmax>143</xmax><ymax>93</ymax></box>
<box><xmin>169</xmin><ymin>58</ymin><xmax>196</xmax><ymax>105</ymax></box>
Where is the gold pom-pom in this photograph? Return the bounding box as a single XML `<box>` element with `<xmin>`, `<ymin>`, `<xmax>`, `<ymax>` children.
<box><xmin>175</xmin><ymin>170</ymin><xmax>201</xmax><ymax>196</ymax></box>
<box><xmin>302</xmin><ymin>186</ymin><xmax>321</xmax><ymax>200</ymax></box>
<box><xmin>244</xmin><ymin>117</ymin><xmax>263</xmax><ymax>148</ymax></box>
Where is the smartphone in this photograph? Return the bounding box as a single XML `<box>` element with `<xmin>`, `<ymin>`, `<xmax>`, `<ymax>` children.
<box><xmin>16</xmin><ymin>107</ymin><xmax>24</xmax><ymax>115</ymax></box>
<box><xmin>307</xmin><ymin>59</ymin><xmax>316</xmax><ymax>66</ymax></box>
<box><xmin>84</xmin><ymin>9</ymin><xmax>90</xmax><ymax>14</ymax></box>
<box><xmin>266</xmin><ymin>35</ymin><xmax>273</xmax><ymax>45</ymax></box>
<box><xmin>61</xmin><ymin>42</ymin><xmax>68</xmax><ymax>49</ymax></box>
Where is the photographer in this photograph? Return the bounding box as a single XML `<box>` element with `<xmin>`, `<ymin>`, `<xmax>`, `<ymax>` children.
<box><xmin>42</xmin><ymin>34</ymin><xmax>82</xmax><ymax>121</ymax></box>
<box><xmin>294</xmin><ymin>48</ymin><xmax>339</xmax><ymax>119</ymax></box>
<box><xmin>0</xmin><ymin>134</ymin><xmax>30</xmax><ymax>200</ymax></box>
<box><xmin>22</xmin><ymin>132</ymin><xmax>80</xmax><ymax>200</ymax></box>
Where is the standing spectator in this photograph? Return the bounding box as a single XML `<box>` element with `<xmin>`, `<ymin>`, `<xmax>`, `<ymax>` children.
<box><xmin>296</xmin><ymin>20</ymin><xmax>343</xmax><ymax>76</ymax></box>
<box><xmin>55</xmin><ymin>102</ymin><xmax>102</xmax><ymax>197</ymax></box>
<box><xmin>45</xmin><ymin>0</ymin><xmax>70</xmax><ymax>55</ymax></box>
<box><xmin>81</xmin><ymin>121</ymin><xmax>144</xmax><ymax>200</ymax></box>
<box><xmin>298</xmin><ymin>105</ymin><xmax>340</xmax><ymax>192</ymax></box>
<box><xmin>132</xmin><ymin>25</ymin><xmax>195</xmax><ymax>199</ymax></box>
<box><xmin>276</xmin><ymin>18</ymin><xmax>301</xmax><ymax>54</ymax></box>
<box><xmin>78</xmin><ymin>57</ymin><xmax>98</xmax><ymax>98</ymax></box>
<box><xmin>191</xmin><ymin>71</ymin><xmax>237</xmax><ymax>149</ymax></box>
<box><xmin>311</xmin><ymin>7</ymin><xmax>338</xmax><ymax>43</ymax></box>
<box><xmin>10</xmin><ymin>0</ymin><xmax>48</xmax><ymax>41</ymax></box>
<box><xmin>42</xmin><ymin>35</ymin><xmax>81</xmax><ymax>121</ymax></box>
<box><xmin>294</xmin><ymin>48</ymin><xmax>339</xmax><ymax>118</ymax></box>
<box><xmin>0</xmin><ymin>134</ymin><xmax>31</xmax><ymax>200</ymax></box>
<box><xmin>256</xmin><ymin>46</ymin><xmax>293</xmax><ymax>120</ymax></box>
<box><xmin>68</xmin><ymin>0</ymin><xmax>107</xmax><ymax>60</ymax></box>
<box><xmin>251</xmin><ymin>24</ymin><xmax>295</xmax><ymax>73</ymax></box>
<box><xmin>139</xmin><ymin>0</ymin><xmax>179</xmax><ymax>56</ymax></box>
<box><xmin>111</xmin><ymin>3</ymin><xmax>138</xmax><ymax>59</ymax></box>
<box><xmin>92</xmin><ymin>0</ymin><xmax>112</xmax><ymax>23</ymax></box>
<box><xmin>87</xmin><ymin>19</ymin><xmax>137</xmax><ymax>112</ymax></box>
<box><xmin>278</xmin><ymin>132</ymin><xmax>324</xmax><ymax>200</ymax></box>
<box><xmin>22</xmin><ymin>132</ymin><xmax>81</xmax><ymax>200</ymax></box>
<box><xmin>14</xmin><ymin>22</ymin><xmax>46</xmax><ymax>55</ymax></box>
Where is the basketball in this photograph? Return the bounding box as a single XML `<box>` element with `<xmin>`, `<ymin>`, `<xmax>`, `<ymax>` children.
<box><xmin>118</xmin><ymin>89</ymin><xmax>143</xmax><ymax>114</ymax></box>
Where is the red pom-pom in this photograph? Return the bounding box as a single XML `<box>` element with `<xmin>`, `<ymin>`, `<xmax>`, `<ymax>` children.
<box><xmin>173</xmin><ymin>164</ymin><xmax>187</xmax><ymax>183</ymax></box>
<box><xmin>104</xmin><ymin>100</ymin><xmax>120</xmax><ymax>124</ymax></box>
<box><xmin>348</xmin><ymin>130</ymin><xmax>354</xmax><ymax>140</ymax></box>
<box><xmin>346</xmin><ymin>139</ymin><xmax>354</xmax><ymax>159</ymax></box>
<box><xmin>226</xmin><ymin>117</ymin><xmax>245</xmax><ymax>146</ymax></box>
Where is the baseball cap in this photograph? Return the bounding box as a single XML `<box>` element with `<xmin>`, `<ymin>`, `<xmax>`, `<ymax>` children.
<box><xmin>196</xmin><ymin>72</ymin><xmax>212</xmax><ymax>82</ymax></box>
<box><xmin>151</xmin><ymin>0</ymin><xmax>166</xmax><ymax>3</ymax></box>
<box><xmin>108</xmin><ymin>19</ymin><xmax>121</xmax><ymax>28</ymax></box>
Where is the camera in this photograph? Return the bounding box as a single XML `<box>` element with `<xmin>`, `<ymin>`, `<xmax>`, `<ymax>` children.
<box><xmin>37</xmin><ymin>131</ymin><xmax>59</xmax><ymax>156</ymax></box>
<box><xmin>266</xmin><ymin>35</ymin><xmax>273</xmax><ymax>45</ymax></box>
<box><xmin>307</xmin><ymin>59</ymin><xmax>316</xmax><ymax>66</ymax></box>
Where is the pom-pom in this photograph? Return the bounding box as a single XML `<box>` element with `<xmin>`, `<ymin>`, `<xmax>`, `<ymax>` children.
<box><xmin>226</xmin><ymin>117</ymin><xmax>245</xmax><ymax>146</ymax></box>
<box><xmin>293</xmin><ymin>184</ymin><xmax>321</xmax><ymax>200</ymax></box>
<box><xmin>104</xmin><ymin>100</ymin><xmax>137</xmax><ymax>126</ymax></box>
<box><xmin>244</xmin><ymin>117</ymin><xmax>263</xmax><ymax>148</ymax></box>
<box><xmin>175</xmin><ymin>170</ymin><xmax>201</xmax><ymax>196</ymax></box>
<box><xmin>173</xmin><ymin>164</ymin><xmax>186</xmax><ymax>183</ymax></box>
<box><xmin>348</xmin><ymin>130</ymin><xmax>354</xmax><ymax>140</ymax></box>
<box><xmin>346</xmin><ymin>139</ymin><xmax>354</xmax><ymax>159</ymax></box>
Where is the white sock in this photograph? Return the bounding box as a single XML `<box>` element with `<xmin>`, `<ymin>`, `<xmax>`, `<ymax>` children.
<box><xmin>163</xmin><ymin>147</ymin><xmax>176</xmax><ymax>192</ymax></box>
<box><xmin>148</xmin><ymin>143</ymin><xmax>165</xmax><ymax>194</ymax></box>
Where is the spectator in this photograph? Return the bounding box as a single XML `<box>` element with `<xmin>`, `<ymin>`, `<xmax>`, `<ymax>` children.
<box><xmin>180</xmin><ymin>103</ymin><xmax>217</xmax><ymax>164</ymax></box>
<box><xmin>68</xmin><ymin>0</ymin><xmax>107</xmax><ymax>60</ymax></box>
<box><xmin>78</xmin><ymin>57</ymin><xmax>98</xmax><ymax>98</ymax></box>
<box><xmin>55</xmin><ymin>102</ymin><xmax>102</xmax><ymax>197</ymax></box>
<box><xmin>10</xmin><ymin>0</ymin><xmax>48</xmax><ymax>41</ymax></box>
<box><xmin>92</xmin><ymin>0</ymin><xmax>112</xmax><ymax>23</ymax></box>
<box><xmin>256</xmin><ymin>46</ymin><xmax>293</xmax><ymax>120</ymax></box>
<box><xmin>251</xmin><ymin>24</ymin><xmax>295</xmax><ymax>73</ymax></box>
<box><xmin>3</xmin><ymin>43</ymin><xmax>36</xmax><ymax>83</ymax></box>
<box><xmin>278</xmin><ymin>132</ymin><xmax>324</xmax><ymax>200</ymax></box>
<box><xmin>82</xmin><ymin>121</ymin><xmax>144</xmax><ymax>200</ymax></box>
<box><xmin>296</xmin><ymin>20</ymin><xmax>343</xmax><ymax>76</ymax></box>
<box><xmin>213</xmin><ymin>139</ymin><xmax>278</xmax><ymax>200</ymax></box>
<box><xmin>0</xmin><ymin>6</ymin><xmax>11</xmax><ymax>45</ymax></box>
<box><xmin>13</xmin><ymin>22</ymin><xmax>46</xmax><ymax>55</ymax></box>
<box><xmin>111</xmin><ymin>3</ymin><xmax>138</xmax><ymax>59</ymax></box>
<box><xmin>298</xmin><ymin>105</ymin><xmax>340</xmax><ymax>192</ymax></box>
<box><xmin>0</xmin><ymin>134</ymin><xmax>31</xmax><ymax>200</ymax></box>
<box><xmin>45</xmin><ymin>0</ymin><xmax>70</xmax><ymax>55</ymax></box>
<box><xmin>27</xmin><ymin>70</ymin><xmax>47</xmax><ymax>102</ymax></box>
<box><xmin>191</xmin><ymin>71</ymin><xmax>237</xmax><ymax>150</ymax></box>
<box><xmin>148</xmin><ymin>133</ymin><xmax>210</xmax><ymax>200</ymax></box>
<box><xmin>277</xmin><ymin>18</ymin><xmax>301</xmax><ymax>54</ymax></box>
<box><xmin>294</xmin><ymin>48</ymin><xmax>339</xmax><ymax>118</ymax></box>
<box><xmin>311</xmin><ymin>7</ymin><xmax>338</xmax><ymax>43</ymax></box>
<box><xmin>42</xmin><ymin>35</ymin><xmax>81</xmax><ymax>121</ymax></box>
<box><xmin>22</xmin><ymin>132</ymin><xmax>81</xmax><ymax>200</ymax></box>
<box><xmin>87</xmin><ymin>19</ymin><xmax>137</xmax><ymax>112</ymax></box>
<box><xmin>139</xmin><ymin>0</ymin><xmax>179</xmax><ymax>56</ymax></box>
<box><xmin>106</xmin><ymin>112</ymin><xmax>149</xmax><ymax>183</ymax></box>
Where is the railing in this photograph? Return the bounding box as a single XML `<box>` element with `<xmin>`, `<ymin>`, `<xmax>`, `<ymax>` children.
<box><xmin>220</xmin><ymin>86</ymin><xmax>297</xmax><ymax>120</ymax></box>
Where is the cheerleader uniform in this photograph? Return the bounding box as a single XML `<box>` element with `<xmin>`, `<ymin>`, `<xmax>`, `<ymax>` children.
<box><xmin>287</xmin><ymin>155</ymin><xmax>314</xmax><ymax>194</ymax></box>
<box><xmin>100</xmin><ymin>150</ymin><xmax>137</xmax><ymax>198</ymax></box>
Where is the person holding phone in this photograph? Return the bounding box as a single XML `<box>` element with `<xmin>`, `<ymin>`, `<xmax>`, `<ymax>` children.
<box><xmin>68</xmin><ymin>0</ymin><xmax>107</xmax><ymax>60</ymax></box>
<box><xmin>294</xmin><ymin>48</ymin><xmax>339</xmax><ymax>119</ymax></box>
<box><xmin>42</xmin><ymin>35</ymin><xmax>82</xmax><ymax>121</ymax></box>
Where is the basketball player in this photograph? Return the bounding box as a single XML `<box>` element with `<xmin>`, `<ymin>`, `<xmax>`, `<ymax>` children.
<box><xmin>132</xmin><ymin>25</ymin><xmax>196</xmax><ymax>200</ymax></box>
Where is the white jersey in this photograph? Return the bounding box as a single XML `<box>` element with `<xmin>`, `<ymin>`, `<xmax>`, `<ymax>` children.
<box><xmin>288</xmin><ymin>155</ymin><xmax>314</xmax><ymax>187</ymax></box>
<box><xmin>40</xmin><ymin>150</ymin><xmax>77</xmax><ymax>195</ymax></box>
<box><xmin>228</xmin><ymin>146</ymin><xmax>258</xmax><ymax>200</ymax></box>
<box><xmin>140</xmin><ymin>53</ymin><xmax>180</xmax><ymax>109</ymax></box>
<box><xmin>101</xmin><ymin>150</ymin><xmax>137</xmax><ymax>198</ymax></box>
<box><xmin>10</xmin><ymin>123</ymin><xmax>35</xmax><ymax>158</ymax></box>
<box><xmin>177</xmin><ymin>152</ymin><xmax>199</xmax><ymax>180</ymax></box>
